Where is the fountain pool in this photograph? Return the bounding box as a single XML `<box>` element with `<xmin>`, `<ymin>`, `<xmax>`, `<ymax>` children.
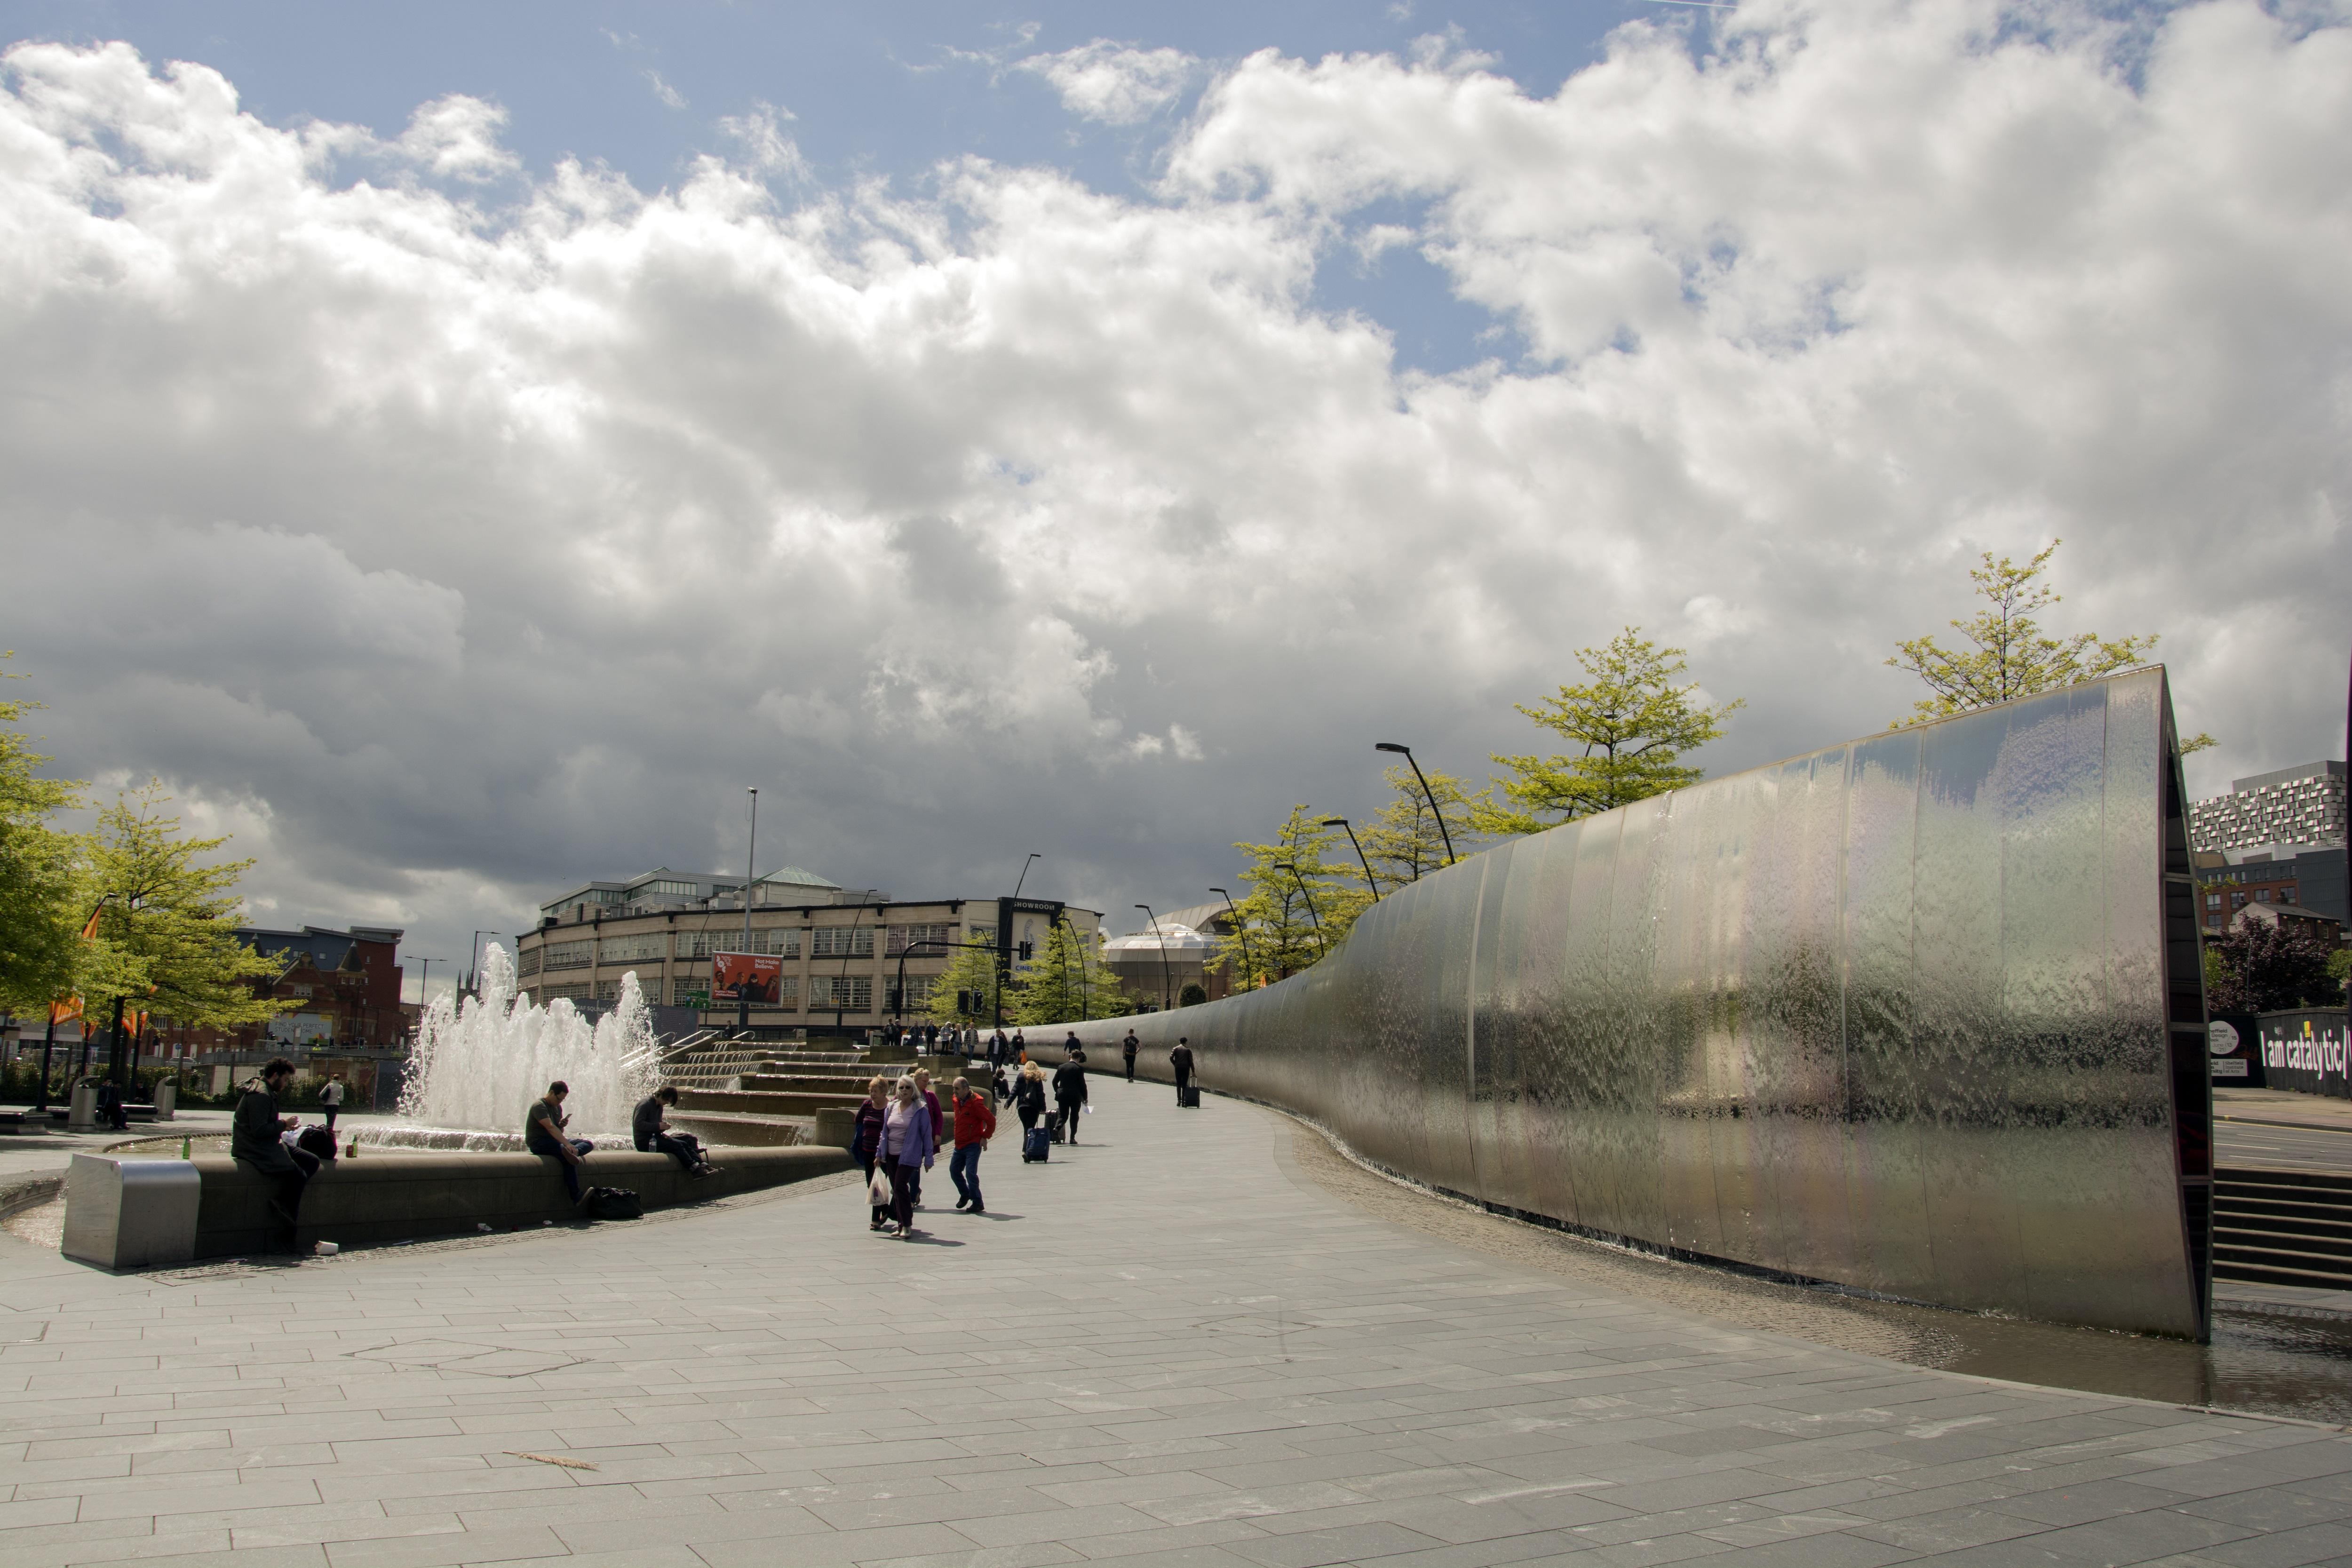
<box><xmin>395</xmin><ymin>943</ymin><xmax>659</xmax><ymax>1137</ymax></box>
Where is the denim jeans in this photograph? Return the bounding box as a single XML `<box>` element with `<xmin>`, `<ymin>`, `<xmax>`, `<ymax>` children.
<box><xmin>949</xmin><ymin>1143</ymin><xmax>983</xmax><ymax>1209</ymax></box>
<box><xmin>548</xmin><ymin>1138</ymin><xmax>594</xmax><ymax>1202</ymax></box>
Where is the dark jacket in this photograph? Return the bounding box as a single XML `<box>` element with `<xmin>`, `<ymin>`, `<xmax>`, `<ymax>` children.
<box><xmin>231</xmin><ymin>1083</ymin><xmax>294</xmax><ymax>1170</ymax></box>
<box><xmin>852</xmin><ymin>1100</ymin><xmax>886</xmax><ymax>1161</ymax></box>
<box><xmin>1015</xmin><ymin>1075</ymin><xmax>1048</xmax><ymax>1117</ymax></box>
<box><xmin>632</xmin><ymin>1094</ymin><xmax>666</xmax><ymax>1152</ymax></box>
<box><xmin>922</xmin><ymin>1088</ymin><xmax>945</xmax><ymax>1142</ymax></box>
<box><xmin>1053</xmin><ymin>1060</ymin><xmax>1088</xmax><ymax>1105</ymax></box>
<box><xmin>1121</xmin><ymin>1035</ymin><xmax>1138</xmax><ymax>1061</ymax></box>
<box><xmin>1170</xmin><ymin>1044</ymin><xmax>1195</xmax><ymax>1077</ymax></box>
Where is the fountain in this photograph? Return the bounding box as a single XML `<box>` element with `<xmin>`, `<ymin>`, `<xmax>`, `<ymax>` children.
<box><xmin>389</xmin><ymin>943</ymin><xmax>658</xmax><ymax>1143</ymax></box>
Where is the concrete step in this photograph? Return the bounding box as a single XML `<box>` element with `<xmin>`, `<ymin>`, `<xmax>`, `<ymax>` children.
<box><xmin>678</xmin><ymin>1088</ymin><xmax>869</xmax><ymax>1117</ymax></box>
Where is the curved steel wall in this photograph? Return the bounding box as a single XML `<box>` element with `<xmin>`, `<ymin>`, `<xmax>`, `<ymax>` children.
<box><xmin>1061</xmin><ymin>669</ymin><xmax>2211</xmax><ymax>1337</ymax></box>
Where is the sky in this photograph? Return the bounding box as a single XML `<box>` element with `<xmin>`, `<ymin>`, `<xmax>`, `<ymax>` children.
<box><xmin>1</xmin><ymin>0</ymin><xmax>2347</xmax><ymax>1003</ymax></box>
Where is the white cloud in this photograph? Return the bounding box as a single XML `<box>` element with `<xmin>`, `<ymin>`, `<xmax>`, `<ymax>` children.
<box><xmin>644</xmin><ymin>70</ymin><xmax>686</xmax><ymax>111</ymax></box>
<box><xmin>1017</xmin><ymin>40</ymin><xmax>1197</xmax><ymax>124</ymax></box>
<box><xmin>0</xmin><ymin>8</ymin><xmax>2345</xmax><ymax>966</ymax></box>
<box><xmin>717</xmin><ymin>99</ymin><xmax>810</xmax><ymax>182</ymax></box>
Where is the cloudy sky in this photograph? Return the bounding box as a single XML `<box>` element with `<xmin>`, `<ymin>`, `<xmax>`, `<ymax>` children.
<box><xmin>1</xmin><ymin>0</ymin><xmax>2346</xmax><ymax>1000</ymax></box>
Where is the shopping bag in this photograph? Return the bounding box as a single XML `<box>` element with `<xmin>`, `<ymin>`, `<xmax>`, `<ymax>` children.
<box><xmin>867</xmin><ymin>1166</ymin><xmax>890</xmax><ymax>1205</ymax></box>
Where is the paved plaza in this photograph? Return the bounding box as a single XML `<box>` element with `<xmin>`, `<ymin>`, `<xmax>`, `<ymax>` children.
<box><xmin>7</xmin><ymin>1089</ymin><xmax>2352</xmax><ymax>1568</ymax></box>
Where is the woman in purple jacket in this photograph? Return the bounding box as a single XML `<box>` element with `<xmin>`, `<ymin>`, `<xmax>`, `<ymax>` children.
<box><xmin>852</xmin><ymin>1077</ymin><xmax>890</xmax><ymax>1232</ymax></box>
<box><xmin>880</xmin><ymin>1077</ymin><xmax>936</xmax><ymax>1239</ymax></box>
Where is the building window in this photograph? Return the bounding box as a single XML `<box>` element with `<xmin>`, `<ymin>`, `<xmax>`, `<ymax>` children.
<box><xmin>539</xmin><ymin>982</ymin><xmax>591</xmax><ymax>1002</ymax></box>
<box><xmin>812</xmin><ymin>926</ymin><xmax>876</xmax><ymax>959</ymax></box>
<box><xmin>887</xmin><ymin>976</ymin><xmax>934</xmax><ymax>1012</ymax></box>
<box><xmin>636</xmin><ymin>879</ymin><xmax>701</xmax><ymax>898</ymax></box>
<box><xmin>599</xmin><ymin>932</ymin><xmax>668</xmax><ymax>964</ymax></box>
<box><xmin>2205</xmin><ymin>892</ymin><xmax>2221</xmax><ymax>909</ymax></box>
<box><xmin>516</xmin><ymin>946</ymin><xmax>542</xmax><ymax>977</ymax></box>
<box><xmin>809</xmin><ymin>975</ymin><xmax>873</xmax><ymax>1012</ymax></box>
<box><xmin>541</xmin><ymin>940</ymin><xmax>593</xmax><ymax>971</ymax></box>
<box><xmin>887</xmin><ymin>923</ymin><xmax>955</xmax><ymax>956</ymax></box>
<box><xmin>671</xmin><ymin>977</ymin><xmax>709</xmax><ymax>1008</ymax></box>
<box><xmin>679</xmin><ymin>927</ymin><xmax>799</xmax><ymax>959</ymax></box>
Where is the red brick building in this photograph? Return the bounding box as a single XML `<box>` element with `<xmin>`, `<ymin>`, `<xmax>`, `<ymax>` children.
<box><xmin>154</xmin><ymin>925</ymin><xmax>408</xmax><ymax>1057</ymax></box>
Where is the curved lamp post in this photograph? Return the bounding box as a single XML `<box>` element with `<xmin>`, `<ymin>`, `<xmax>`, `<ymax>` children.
<box><xmin>997</xmin><ymin>853</ymin><xmax>1041</xmax><ymax>1029</ymax></box>
<box><xmin>1374</xmin><ymin>742</ymin><xmax>1456</xmax><ymax>869</ymax></box>
<box><xmin>1272</xmin><ymin>863</ymin><xmax>1324</xmax><ymax>953</ymax></box>
<box><xmin>1319</xmin><ymin>817</ymin><xmax>1381</xmax><ymax>898</ymax></box>
<box><xmin>1209</xmin><ymin>886</ymin><xmax>1252</xmax><ymax>992</ymax></box>
<box><xmin>1135</xmin><ymin>904</ymin><xmax>1173</xmax><ymax>1012</ymax></box>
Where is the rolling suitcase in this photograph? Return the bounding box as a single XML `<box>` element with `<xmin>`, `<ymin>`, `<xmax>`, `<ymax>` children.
<box><xmin>1023</xmin><ymin>1125</ymin><xmax>1049</xmax><ymax>1162</ymax></box>
<box><xmin>1179</xmin><ymin>1084</ymin><xmax>1200</xmax><ymax>1109</ymax></box>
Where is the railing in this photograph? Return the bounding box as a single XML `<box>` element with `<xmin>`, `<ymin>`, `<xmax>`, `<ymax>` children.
<box><xmin>639</xmin><ymin>1030</ymin><xmax>771</xmax><ymax>1090</ymax></box>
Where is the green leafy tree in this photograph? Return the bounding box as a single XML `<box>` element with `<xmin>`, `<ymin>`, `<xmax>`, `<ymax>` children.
<box><xmin>1012</xmin><ymin>917</ymin><xmax>1122</xmax><ymax>1026</ymax></box>
<box><xmin>1887</xmin><ymin>540</ymin><xmax>2214</xmax><ymax>750</ymax></box>
<box><xmin>1359</xmin><ymin>764</ymin><xmax>1478</xmax><ymax>886</ymax></box>
<box><xmin>1473</xmin><ymin>628</ymin><xmax>1742</xmax><ymax>837</ymax></box>
<box><xmin>923</xmin><ymin>934</ymin><xmax>1003</xmax><ymax>1027</ymax></box>
<box><xmin>0</xmin><ymin>657</ymin><xmax>87</xmax><ymax>1018</ymax></box>
<box><xmin>83</xmin><ymin>781</ymin><xmax>287</xmax><ymax>1065</ymax></box>
<box><xmin>1216</xmin><ymin>806</ymin><xmax>1372</xmax><ymax>987</ymax></box>
<box><xmin>2205</xmin><ymin>918</ymin><xmax>2341</xmax><ymax>1014</ymax></box>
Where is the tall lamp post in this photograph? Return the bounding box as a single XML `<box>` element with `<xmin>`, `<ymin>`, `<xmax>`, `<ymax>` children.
<box><xmin>1208</xmin><ymin>886</ymin><xmax>1253</xmax><ymax>993</ymax></box>
<box><xmin>739</xmin><ymin>787</ymin><xmax>759</xmax><ymax>1035</ymax></box>
<box><xmin>1134</xmin><ymin>904</ymin><xmax>1173</xmax><ymax>1012</ymax></box>
<box><xmin>1319</xmin><ymin>817</ymin><xmax>1381</xmax><ymax>898</ymax></box>
<box><xmin>1374</xmin><ymin>741</ymin><xmax>1456</xmax><ymax>870</ymax></box>
<box><xmin>468</xmin><ymin>930</ymin><xmax>497</xmax><ymax>997</ymax></box>
<box><xmin>1272</xmin><ymin>863</ymin><xmax>1323</xmax><ymax>954</ymax></box>
<box><xmin>996</xmin><ymin>853</ymin><xmax>1040</xmax><ymax>1029</ymax></box>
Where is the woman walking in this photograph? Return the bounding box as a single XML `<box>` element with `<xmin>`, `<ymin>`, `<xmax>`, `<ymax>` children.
<box><xmin>880</xmin><ymin>1077</ymin><xmax>936</xmax><ymax>1240</ymax></box>
<box><xmin>1013</xmin><ymin>1061</ymin><xmax>1048</xmax><ymax>1134</ymax></box>
<box><xmin>853</xmin><ymin>1076</ymin><xmax>890</xmax><ymax>1232</ymax></box>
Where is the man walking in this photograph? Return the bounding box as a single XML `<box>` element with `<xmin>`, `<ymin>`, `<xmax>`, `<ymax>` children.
<box><xmin>949</xmin><ymin>1076</ymin><xmax>995</xmax><ymax>1213</ymax></box>
<box><xmin>319</xmin><ymin>1072</ymin><xmax>345</xmax><ymax>1132</ymax></box>
<box><xmin>1121</xmin><ymin>1030</ymin><xmax>1139</xmax><ymax>1082</ymax></box>
<box><xmin>1170</xmin><ymin>1037</ymin><xmax>1195</xmax><ymax>1106</ymax></box>
<box><xmin>1052</xmin><ymin>1052</ymin><xmax>1088</xmax><ymax>1144</ymax></box>
<box><xmin>526</xmin><ymin>1081</ymin><xmax>595</xmax><ymax>1204</ymax></box>
<box><xmin>233</xmin><ymin>1057</ymin><xmax>318</xmax><ymax>1251</ymax></box>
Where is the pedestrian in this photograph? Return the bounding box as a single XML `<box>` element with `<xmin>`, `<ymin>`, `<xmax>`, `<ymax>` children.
<box><xmin>633</xmin><ymin>1085</ymin><xmax>715</xmax><ymax>1176</ymax></box>
<box><xmin>95</xmin><ymin>1076</ymin><xmax>128</xmax><ymax>1132</ymax></box>
<box><xmin>1052</xmin><ymin>1052</ymin><xmax>1088</xmax><ymax>1144</ymax></box>
<box><xmin>525</xmin><ymin>1081</ymin><xmax>595</xmax><ymax>1204</ymax></box>
<box><xmin>1014</xmin><ymin>1061</ymin><xmax>1048</xmax><ymax>1135</ymax></box>
<box><xmin>911</xmin><ymin>1068</ymin><xmax>946</xmax><ymax>1207</ymax></box>
<box><xmin>1063</xmin><ymin>1030</ymin><xmax>1083</xmax><ymax>1059</ymax></box>
<box><xmin>231</xmin><ymin>1057</ymin><xmax>317</xmax><ymax>1251</ymax></box>
<box><xmin>852</xmin><ymin>1076</ymin><xmax>890</xmax><ymax>1231</ymax></box>
<box><xmin>319</xmin><ymin>1072</ymin><xmax>345</xmax><ymax>1130</ymax></box>
<box><xmin>1170</xmin><ymin>1037</ymin><xmax>1195</xmax><ymax>1105</ymax></box>
<box><xmin>949</xmin><ymin>1076</ymin><xmax>996</xmax><ymax>1213</ymax></box>
<box><xmin>1121</xmin><ymin>1030</ymin><xmax>1139</xmax><ymax>1082</ymax></box>
<box><xmin>880</xmin><ymin>1077</ymin><xmax>935</xmax><ymax>1240</ymax></box>
<box><xmin>1011</xmin><ymin>1029</ymin><xmax>1027</xmax><ymax>1063</ymax></box>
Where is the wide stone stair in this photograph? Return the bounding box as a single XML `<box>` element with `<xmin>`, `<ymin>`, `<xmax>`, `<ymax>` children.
<box><xmin>666</xmin><ymin>1041</ymin><xmax>992</xmax><ymax>1148</ymax></box>
<box><xmin>2212</xmin><ymin>1167</ymin><xmax>2352</xmax><ymax>1291</ymax></box>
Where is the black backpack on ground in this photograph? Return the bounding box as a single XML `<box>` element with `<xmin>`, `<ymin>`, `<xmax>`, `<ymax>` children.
<box><xmin>296</xmin><ymin>1125</ymin><xmax>340</xmax><ymax>1162</ymax></box>
<box><xmin>585</xmin><ymin>1186</ymin><xmax>643</xmax><ymax>1220</ymax></box>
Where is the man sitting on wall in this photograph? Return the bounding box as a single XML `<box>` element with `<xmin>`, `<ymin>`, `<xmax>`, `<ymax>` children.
<box><xmin>633</xmin><ymin>1085</ymin><xmax>715</xmax><ymax>1178</ymax></box>
<box><xmin>526</xmin><ymin>1081</ymin><xmax>595</xmax><ymax>1204</ymax></box>
<box><xmin>232</xmin><ymin>1057</ymin><xmax>318</xmax><ymax>1251</ymax></box>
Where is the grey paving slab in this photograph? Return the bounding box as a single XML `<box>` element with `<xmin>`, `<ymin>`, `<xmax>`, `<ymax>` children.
<box><xmin>7</xmin><ymin>1087</ymin><xmax>2352</xmax><ymax>1568</ymax></box>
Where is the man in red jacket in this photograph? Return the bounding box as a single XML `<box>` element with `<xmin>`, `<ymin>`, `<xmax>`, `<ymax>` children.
<box><xmin>949</xmin><ymin>1076</ymin><xmax>997</xmax><ymax>1214</ymax></box>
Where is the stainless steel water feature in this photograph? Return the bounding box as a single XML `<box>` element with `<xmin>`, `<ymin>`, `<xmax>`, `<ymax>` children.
<box><xmin>1065</xmin><ymin>669</ymin><xmax>2214</xmax><ymax>1338</ymax></box>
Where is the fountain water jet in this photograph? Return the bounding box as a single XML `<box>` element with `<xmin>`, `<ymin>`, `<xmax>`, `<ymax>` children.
<box><xmin>395</xmin><ymin>943</ymin><xmax>658</xmax><ymax>1136</ymax></box>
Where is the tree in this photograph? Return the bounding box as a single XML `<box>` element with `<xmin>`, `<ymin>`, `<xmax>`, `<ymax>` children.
<box><xmin>1473</xmin><ymin>628</ymin><xmax>1742</xmax><ymax>837</ymax></box>
<box><xmin>923</xmin><ymin>934</ymin><xmax>1003</xmax><ymax>1027</ymax></box>
<box><xmin>0</xmin><ymin>656</ymin><xmax>86</xmax><ymax>1018</ymax></box>
<box><xmin>83</xmin><ymin>781</ymin><xmax>286</xmax><ymax>1079</ymax></box>
<box><xmin>2205</xmin><ymin>917</ymin><xmax>2341</xmax><ymax>1014</ymax></box>
<box><xmin>1216</xmin><ymin>806</ymin><xmax>1372</xmax><ymax>987</ymax></box>
<box><xmin>1013</xmin><ymin>917</ymin><xmax>1123</xmax><ymax>1026</ymax></box>
<box><xmin>1887</xmin><ymin>540</ymin><xmax>2214</xmax><ymax>749</ymax></box>
<box><xmin>1360</xmin><ymin>763</ymin><xmax>1478</xmax><ymax>886</ymax></box>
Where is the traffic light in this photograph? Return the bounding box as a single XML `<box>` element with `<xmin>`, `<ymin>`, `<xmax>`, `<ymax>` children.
<box><xmin>1017</xmin><ymin>940</ymin><xmax>1033</xmax><ymax>961</ymax></box>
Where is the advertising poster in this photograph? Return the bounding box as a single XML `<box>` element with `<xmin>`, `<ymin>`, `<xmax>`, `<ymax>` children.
<box><xmin>712</xmin><ymin>952</ymin><xmax>783</xmax><ymax>1005</ymax></box>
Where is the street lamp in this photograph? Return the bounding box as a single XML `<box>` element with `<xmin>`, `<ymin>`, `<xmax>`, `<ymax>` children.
<box><xmin>1319</xmin><ymin>817</ymin><xmax>1381</xmax><ymax>898</ymax></box>
<box><xmin>407</xmin><ymin>957</ymin><xmax>447</xmax><ymax>1012</ymax></box>
<box><xmin>739</xmin><ymin>787</ymin><xmax>759</xmax><ymax>1035</ymax></box>
<box><xmin>1375</xmin><ymin>742</ymin><xmax>1456</xmax><ymax>869</ymax></box>
<box><xmin>1135</xmin><ymin>904</ymin><xmax>1173</xmax><ymax>1012</ymax></box>
<box><xmin>1209</xmin><ymin>887</ymin><xmax>1252</xmax><ymax>992</ymax></box>
<box><xmin>1272</xmin><ymin>864</ymin><xmax>1323</xmax><ymax>951</ymax></box>
<box><xmin>996</xmin><ymin>853</ymin><xmax>1040</xmax><ymax>1029</ymax></box>
<box><xmin>469</xmin><ymin>930</ymin><xmax>498</xmax><ymax>996</ymax></box>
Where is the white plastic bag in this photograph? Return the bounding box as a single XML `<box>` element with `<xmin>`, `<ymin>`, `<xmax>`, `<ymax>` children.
<box><xmin>867</xmin><ymin>1166</ymin><xmax>890</xmax><ymax>1205</ymax></box>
